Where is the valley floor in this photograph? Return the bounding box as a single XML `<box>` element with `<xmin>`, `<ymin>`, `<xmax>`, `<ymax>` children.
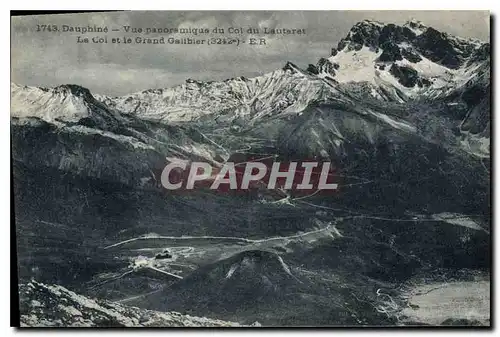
<box><xmin>400</xmin><ymin>279</ymin><xmax>490</xmax><ymax>326</ymax></box>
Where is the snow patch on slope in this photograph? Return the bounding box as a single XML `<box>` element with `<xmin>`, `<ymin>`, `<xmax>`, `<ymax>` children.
<box><xmin>369</xmin><ymin>110</ymin><xmax>416</xmax><ymax>132</ymax></box>
<box><xmin>328</xmin><ymin>46</ymin><xmax>381</xmax><ymax>84</ymax></box>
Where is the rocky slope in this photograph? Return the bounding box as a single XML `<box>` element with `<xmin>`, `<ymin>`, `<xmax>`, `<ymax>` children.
<box><xmin>18</xmin><ymin>280</ymin><xmax>245</xmax><ymax>327</ymax></box>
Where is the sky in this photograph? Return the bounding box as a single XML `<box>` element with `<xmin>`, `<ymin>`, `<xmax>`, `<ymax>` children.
<box><xmin>11</xmin><ymin>11</ymin><xmax>490</xmax><ymax>96</ymax></box>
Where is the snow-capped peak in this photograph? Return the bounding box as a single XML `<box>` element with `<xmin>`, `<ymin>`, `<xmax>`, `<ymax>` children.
<box><xmin>11</xmin><ymin>83</ymin><xmax>126</xmax><ymax>127</ymax></box>
<box><xmin>11</xmin><ymin>83</ymin><xmax>94</xmax><ymax>123</ymax></box>
<box><xmin>310</xmin><ymin>20</ymin><xmax>489</xmax><ymax>102</ymax></box>
<box><xmin>11</xmin><ymin>20</ymin><xmax>489</xmax><ymax>127</ymax></box>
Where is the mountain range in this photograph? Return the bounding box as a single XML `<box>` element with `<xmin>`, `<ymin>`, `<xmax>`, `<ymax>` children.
<box><xmin>11</xmin><ymin>19</ymin><xmax>491</xmax><ymax>327</ymax></box>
